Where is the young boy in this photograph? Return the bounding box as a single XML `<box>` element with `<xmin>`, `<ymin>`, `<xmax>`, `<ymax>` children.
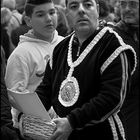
<box><xmin>5</xmin><ymin>0</ymin><xmax>64</xmax><ymax>128</ymax></box>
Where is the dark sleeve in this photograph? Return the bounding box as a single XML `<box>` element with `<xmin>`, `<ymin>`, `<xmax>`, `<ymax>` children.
<box><xmin>1</xmin><ymin>46</ymin><xmax>21</xmax><ymax>140</ymax></box>
<box><xmin>1</xmin><ymin>46</ymin><xmax>13</xmax><ymax>127</ymax></box>
<box><xmin>35</xmin><ymin>61</ymin><xmax>52</xmax><ymax>111</ymax></box>
<box><xmin>1</xmin><ymin>126</ymin><xmax>24</xmax><ymax>140</ymax></box>
<box><xmin>1</xmin><ymin>28</ymin><xmax>11</xmax><ymax>60</ymax></box>
<box><xmin>11</xmin><ymin>29</ymin><xmax>19</xmax><ymax>47</ymax></box>
<box><xmin>1</xmin><ymin>84</ymin><xmax>13</xmax><ymax>127</ymax></box>
<box><xmin>67</xmin><ymin>51</ymin><xmax>131</xmax><ymax>129</ymax></box>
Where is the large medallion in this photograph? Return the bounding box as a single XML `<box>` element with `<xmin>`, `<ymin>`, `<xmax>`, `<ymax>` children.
<box><xmin>58</xmin><ymin>77</ymin><xmax>79</xmax><ymax>107</ymax></box>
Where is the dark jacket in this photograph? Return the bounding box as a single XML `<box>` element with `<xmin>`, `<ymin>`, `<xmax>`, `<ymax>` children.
<box><xmin>113</xmin><ymin>20</ymin><xmax>139</xmax><ymax>140</ymax></box>
<box><xmin>36</xmin><ymin>26</ymin><xmax>136</xmax><ymax>140</ymax></box>
<box><xmin>1</xmin><ymin>27</ymin><xmax>14</xmax><ymax>60</ymax></box>
<box><xmin>1</xmin><ymin>46</ymin><xmax>12</xmax><ymax>127</ymax></box>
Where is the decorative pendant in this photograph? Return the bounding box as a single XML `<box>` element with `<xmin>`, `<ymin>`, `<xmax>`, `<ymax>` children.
<box><xmin>58</xmin><ymin>27</ymin><xmax>108</xmax><ymax>107</ymax></box>
<box><xmin>58</xmin><ymin>76</ymin><xmax>80</xmax><ymax>107</ymax></box>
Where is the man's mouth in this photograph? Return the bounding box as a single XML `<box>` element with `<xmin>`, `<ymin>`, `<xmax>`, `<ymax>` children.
<box><xmin>77</xmin><ymin>19</ymin><xmax>88</xmax><ymax>23</ymax></box>
<box><xmin>124</xmin><ymin>13</ymin><xmax>134</xmax><ymax>18</ymax></box>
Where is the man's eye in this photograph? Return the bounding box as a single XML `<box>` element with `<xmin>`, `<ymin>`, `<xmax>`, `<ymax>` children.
<box><xmin>69</xmin><ymin>4</ymin><xmax>78</xmax><ymax>10</ymax></box>
<box><xmin>129</xmin><ymin>1</ymin><xmax>137</xmax><ymax>8</ymax></box>
<box><xmin>84</xmin><ymin>3</ymin><xmax>93</xmax><ymax>8</ymax></box>
<box><xmin>120</xmin><ymin>1</ymin><xmax>127</xmax><ymax>8</ymax></box>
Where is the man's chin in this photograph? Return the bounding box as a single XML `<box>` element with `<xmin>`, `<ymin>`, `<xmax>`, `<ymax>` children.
<box><xmin>76</xmin><ymin>26</ymin><xmax>91</xmax><ymax>32</ymax></box>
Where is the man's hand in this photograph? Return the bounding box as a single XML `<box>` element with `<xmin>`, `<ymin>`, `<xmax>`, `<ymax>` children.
<box><xmin>49</xmin><ymin>117</ymin><xmax>73</xmax><ymax>140</ymax></box>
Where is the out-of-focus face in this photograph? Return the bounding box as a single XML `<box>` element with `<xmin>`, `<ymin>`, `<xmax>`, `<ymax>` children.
<box><xmin>66</xmin><ymin>0</ymin><xmax>99</xmax><ymax>34</ymax></box>
<box><xmin>26</xmin><ymin>2</ymin><xmax>58</xmax><ymax>41</ymax></box>
<box><xmin>119</xmin><ymin>0</ymin><xmax>139</xmax><ymax>25</ymax></box>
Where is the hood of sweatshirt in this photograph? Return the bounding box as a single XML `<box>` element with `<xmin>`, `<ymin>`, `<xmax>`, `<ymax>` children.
<box><xmin>17</xmin><ymin>29</ymin><xmax>64</xmax><ymax>59</ymax></box>
<box><xmin>19</xmin><ymin>29</ymin><xmax>63</xmax><ymax>45</ymax></box>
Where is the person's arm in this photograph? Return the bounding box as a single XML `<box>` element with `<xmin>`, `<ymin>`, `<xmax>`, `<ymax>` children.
<box><xmin>1</xmin><ymin>89</ymin><xmax>21</xmax><ymax>140</ymax></box>
<box><xmin>1</xmin><ymin>46</ymin><xmax>12</xmax><ymax>126</ymax></box>
<box><xmin>1</xmin><ymin>69</ymin><xmax>13</xmax><ymax>127</ymax></box>
<box><xmin>5</xmin><ymin>54</ymin><xmax>30</xmax><ymax>109</ymax></box>
<box><xmin>67</xmin><ymin>51</ymin><xmax>131</xmax><ymax>129</ymax></box>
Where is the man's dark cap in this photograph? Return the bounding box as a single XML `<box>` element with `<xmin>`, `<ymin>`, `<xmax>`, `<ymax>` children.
<box><xmin>26</xmin><ymin>0</ymin><xmax>53</xmax><ymax>5</ymax></box>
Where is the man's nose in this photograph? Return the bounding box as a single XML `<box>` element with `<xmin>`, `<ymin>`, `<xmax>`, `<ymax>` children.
<box><xmin>78</xmin><ymin>3</ymin><xmax>85</xmax><ymax>14</ymax></box>
<box><xmin>125</xmin><ymin>3</ymin><xmax>131</xmax><ymax>10</ymax></box>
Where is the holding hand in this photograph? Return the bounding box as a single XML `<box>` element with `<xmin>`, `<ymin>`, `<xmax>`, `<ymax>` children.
<box><xmin>49</xmin><ymin>117</ymin><xmax>73</xmax><ymax>140</ymax></box>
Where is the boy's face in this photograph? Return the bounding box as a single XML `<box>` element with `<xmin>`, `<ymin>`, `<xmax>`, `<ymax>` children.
<box><xmin>27</xmin><ymin>2</ymin><xmax>58</xmax><ymax>39</ymax></box>
<box><xmin>66</xmin><ymin>0</ymin><xmax>99</xmax><ymax>33</ymax></box>
<box><xmin>119</xmin><ymin>0</ymin><xmax>139</xmax><ymax>25</ymax></box>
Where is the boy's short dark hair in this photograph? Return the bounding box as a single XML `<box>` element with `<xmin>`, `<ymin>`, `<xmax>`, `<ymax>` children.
<box><xmin>65</xmin><ymin>0</ymin><xmax>99</xmax><ymax>6</ymax></box>
<box><xmin>24</xmin><ymin>0</ymin><xmax>53</xmax><ymax>17</ymax></box>
<box><xmin>24</xmin><ymin>4</ymin><xmax>35</xmax><ymax>17</ymax></box>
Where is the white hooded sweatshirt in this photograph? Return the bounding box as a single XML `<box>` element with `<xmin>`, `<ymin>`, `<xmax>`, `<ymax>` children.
<box><xmin>5</xmin><ymin>29</ymin><xmax>64</xmax><ymax>92</ymax></box>
<box><xmin>5</xmin><ymin>29</ymin><xmax>64</xmax><ymax>127</ymax></box>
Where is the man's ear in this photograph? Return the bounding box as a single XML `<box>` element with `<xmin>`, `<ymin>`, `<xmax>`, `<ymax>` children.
<box><xmin>24</xmin><ymin>16</ymin><xmax>32</xmax><ymax>28</ymax></box>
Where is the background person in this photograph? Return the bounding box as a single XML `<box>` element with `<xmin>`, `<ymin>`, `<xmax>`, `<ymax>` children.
<box><xmin>1</xmin><ymin>7</ymin><xmax>15</xmax><ymax>61</ymax></box>
<box><xmin>113</xmin><ymin>0</ymin><xmax>139</xmax><ymax>139</ymax></box>
<box><xmin>2</xmin><ymin>0</ymin><xmax>22</xmax><ymax>35</ymax></box>
<box><xmin>11</xmin><ymin>12</ymin><xmax>31</xmax><ymax>47</ymax></box>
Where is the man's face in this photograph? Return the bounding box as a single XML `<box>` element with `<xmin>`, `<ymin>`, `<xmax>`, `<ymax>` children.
<box><xmin>29</xmin><ymin>2</ymin><xmax>58</xmax><ymax>39</ymax></box>
<box><xmin>119</xmin><ymin>0</ymin><xmax>139</xmax><ymax>25</ymax></box>
<box><xmin>66</xmin><ymin>0</ymin><xmax>99</xmax><ymax>33</ymax></box>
